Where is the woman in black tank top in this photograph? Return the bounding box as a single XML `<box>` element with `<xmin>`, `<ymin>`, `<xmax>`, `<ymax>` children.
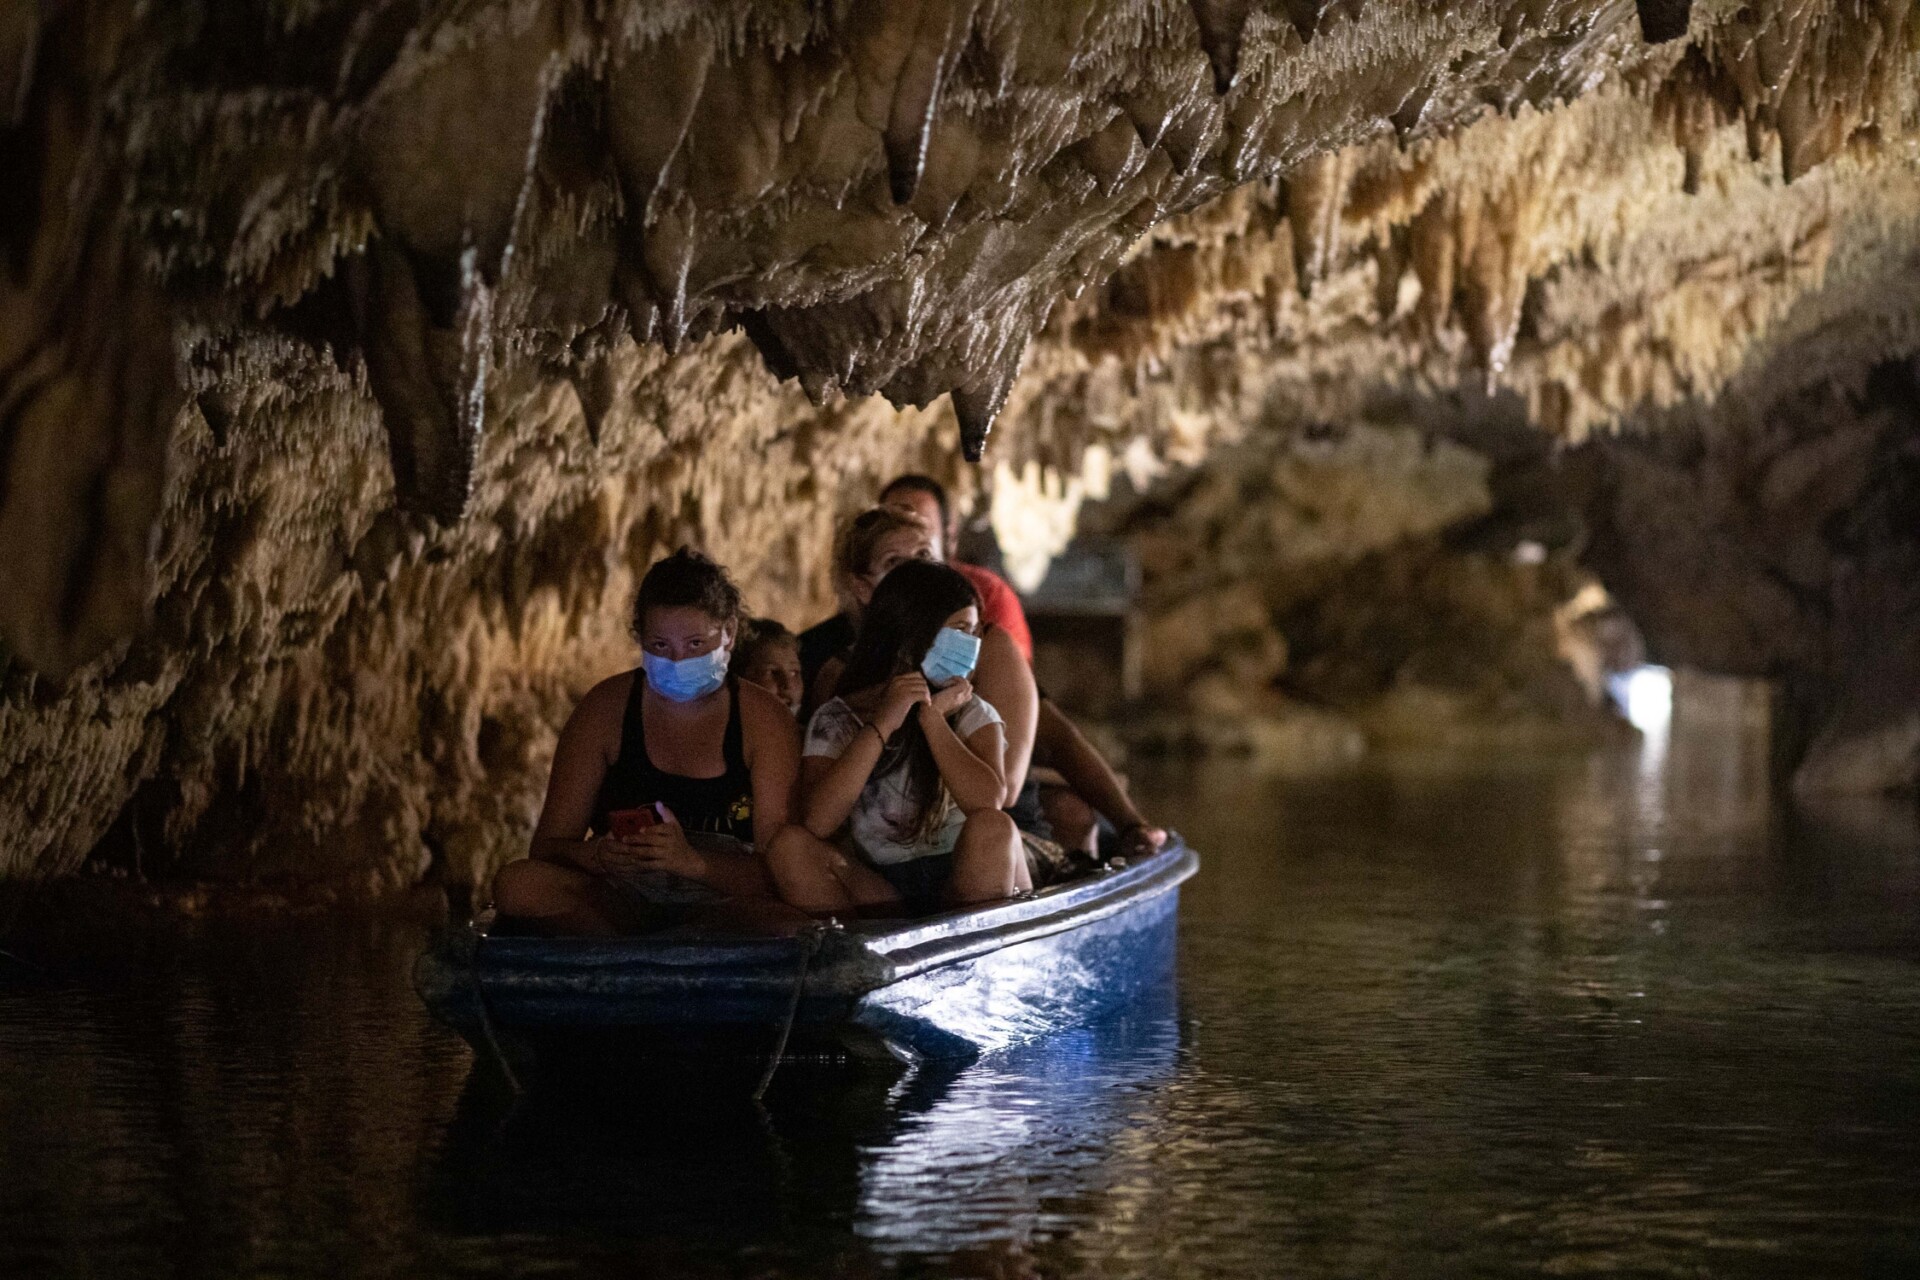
<box><xmin>591</xmin><ymin>675</ymin><xmax>755</xmax><ymax>844</ymax></box>
<box><xmin>490</xmin><ymin>550</ymin><xmax>806</xmax><ymax>936</ymax></box>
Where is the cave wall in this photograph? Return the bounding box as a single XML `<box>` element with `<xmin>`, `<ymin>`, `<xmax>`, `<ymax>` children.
<box><xmin>0</xmin><ymin>333</ymin><xmax>978</xmax><ymax>892</ymax></box>
<box><xmin>1094</xmin><ymin>403</ymin><xmax>1620</xmax><ymax>764</ymax></box>
<box><xmin>996</xmin><ymin>5</ymin><xmax>1920</xmax><ymax>792</ymax></box>
<box><xmin>1580</xmin><ymin>357</ymin><xmax>1920</xmax><ymax>795</ymax></box>
<box><xmin>4</xmin><ymin>0</ymin><xmax>1920</xmax><ymax>892</ymax></box>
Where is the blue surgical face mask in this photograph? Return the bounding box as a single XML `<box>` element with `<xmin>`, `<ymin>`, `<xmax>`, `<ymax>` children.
<box><xmin>642</xmin><ymin>645</ymin><xmax>730</xmax><ymax>702</ymax></box>
<box><xmin>920</xmin><ymin>627</ymin><xmax>981</xmax><ymax>687</ymax></box>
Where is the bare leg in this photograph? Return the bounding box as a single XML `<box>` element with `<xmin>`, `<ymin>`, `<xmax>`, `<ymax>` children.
<box><xmin>490</xmin><ymin>859</ymin><xmax>631</xmax><ymax>936</ymax></box>
<box><xmin>944</xmin><ymin>810</ymin><xmax>1029</xmax><ymax>906</ymax></box>
<box><xmin>1035</xmin><ymin>700</ymin><xmax>1165</xmax><ymax>855</ymax></box>
<box><xmin>1040</xmin><ymin>785</ymin><xmax>1100</xmax><ymax>855</ymax></box>
<box><xmin>765</xmin><ymin>826</ymin><xmax>900</xmax><ymax>915</ymax></box>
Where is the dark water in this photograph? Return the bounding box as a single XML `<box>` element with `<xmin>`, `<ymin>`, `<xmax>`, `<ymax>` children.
<box><xmin>4</xmin><ymin>717</ymin><xmax>1918</xmax><ymax>1278</ymax></box>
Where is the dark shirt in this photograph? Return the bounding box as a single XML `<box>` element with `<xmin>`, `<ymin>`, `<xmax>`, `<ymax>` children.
<box><xmin>591</xmin><ymin>675</ymin><xmax>754</xmax><ymax>843</ymax></box>
<box><xmin>797</xmin><ymin>612</ymin><xmax>856</xmax><ymax>693</ymax></box>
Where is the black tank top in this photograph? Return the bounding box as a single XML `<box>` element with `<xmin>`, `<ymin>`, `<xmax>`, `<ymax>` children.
<box><xmin>591</xmin><ymin>675</ymin><xmax>755</xmax><ymax>844</ymax></box>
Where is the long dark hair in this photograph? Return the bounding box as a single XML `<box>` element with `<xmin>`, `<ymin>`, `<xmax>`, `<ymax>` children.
<box><xmin>835</xmin><ymin>559</ymin><xmax>982</xmax><ymax>843</ymax></box>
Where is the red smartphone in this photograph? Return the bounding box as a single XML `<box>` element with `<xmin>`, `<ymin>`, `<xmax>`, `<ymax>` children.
<box><xmin>609</xmin><ymin>805</ymin><xmax>661</xmax><ymax>839</ymax></box>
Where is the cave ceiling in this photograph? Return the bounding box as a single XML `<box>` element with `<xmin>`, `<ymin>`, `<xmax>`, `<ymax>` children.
<box><xmin>3</xmin><ymin>0</ymin><xmax>1919</xmax><ymax>679</ymax></box>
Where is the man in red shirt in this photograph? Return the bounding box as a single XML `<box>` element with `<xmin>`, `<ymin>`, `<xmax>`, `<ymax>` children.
<box><xmin>878</xmin><ymin>474</ymin><xmax>1033</xmax><ymax>662</ymax></box>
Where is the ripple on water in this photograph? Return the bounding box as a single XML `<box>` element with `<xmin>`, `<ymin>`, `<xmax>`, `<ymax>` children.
<box><xmin>2</xmin><ymin>724</ymin><xmax>1918</xmax><ymax>1278</ymax></box>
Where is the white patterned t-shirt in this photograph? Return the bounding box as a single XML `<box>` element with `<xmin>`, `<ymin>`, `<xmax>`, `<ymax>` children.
<box><xmin>802</xmin><ymin>695</ymin><xmax>1003</xmax><ymax>865</ymax></box>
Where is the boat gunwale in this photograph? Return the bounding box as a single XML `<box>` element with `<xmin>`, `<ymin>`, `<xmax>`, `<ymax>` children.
<box><xmin>466</xmin><ymin>839</ymin><xmax>1198</xmax><ymax>994</ymax></box>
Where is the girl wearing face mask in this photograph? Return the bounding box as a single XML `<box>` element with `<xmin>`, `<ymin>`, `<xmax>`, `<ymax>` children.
<box><xmin>766</xmin><ymin>559</ymin><xmax>1030</xmax><ymax>914</ymax></box>
<box><xmin>490</xmin><ymin>548</ymin><xmax>803</xmax><ymax>935</ymax></box>
<box><xmin>803</xmin><ymin>506</ymin><xmax>1039</xmax><ymax>813</ymax></box>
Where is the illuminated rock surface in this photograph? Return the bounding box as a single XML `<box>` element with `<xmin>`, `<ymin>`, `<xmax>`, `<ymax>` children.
<box><xmin>2</xmin><ymin>1</ymin><xmax>1916</xmax><ymax>890</ymax></box>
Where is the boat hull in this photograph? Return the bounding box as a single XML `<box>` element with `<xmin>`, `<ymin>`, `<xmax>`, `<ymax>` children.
<box><xmin>415</xmin><ymin>841</ymin><xmax>1198</xmax><ymax>1065</ymax></box>
<box><xmin>852</xmin><ymin>882</ymin><xmax>1179</xmax><ymax>1059</ymax></box>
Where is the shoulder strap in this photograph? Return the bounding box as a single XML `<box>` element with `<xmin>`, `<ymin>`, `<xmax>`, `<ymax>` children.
<box><xmin>617</xmin><ymin>670</ymin><xmax>648</xmax><ymax>768</ymax></box>
<box><xmin>722</xmin><ymin>681</ymin><xmax>748</xmax><ymax>775</ymax></box>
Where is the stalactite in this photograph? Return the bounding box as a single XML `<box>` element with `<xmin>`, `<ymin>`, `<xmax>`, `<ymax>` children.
<box><xmin>349</xmin><ymin>242</ymin><xmax>491</xmax><ymax>521</ymax></box>
<box><xmin>1282</xmin><ymin>151</ymin><xmax>1348</xmax><ymax>298</ymax></box>
<box><xmin>5</xmin><ymin>0</ymin><xmax>1920</xmax><ymax>886</ymax></box>
<box><xmin>881</xmin><ymin>0</ymin><xmax>980</xmax><ymax>204</ymax></box>
<box><xmin>1635</xmin><ymin>0</ymin><xmax>1692</xmax><ymax>45</ymax></box>
<box><xmin>952</xmin><ymin>341</ymin><xmax>1026</xmax><ymax>462</ymax></box>
<box><xmin>1187</xmin><ymin>0</ymin><xmax>1256</xmax><ymax>94</ymax></box>
<box><xmin>1281</xmin><ymin>0</ymin><xmax>1339</xmax><ymax>45</ymax></box>
<box><xmin>0</xmin><ymin>2</ymin><xmax>179</xmax><ymax>679</ymax></box>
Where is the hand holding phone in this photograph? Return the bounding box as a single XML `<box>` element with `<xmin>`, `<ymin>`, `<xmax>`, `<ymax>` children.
<box><xmin>609</xmin><ymin>803</ymin><xmax>663</xmax><ymax>840</ymax></box>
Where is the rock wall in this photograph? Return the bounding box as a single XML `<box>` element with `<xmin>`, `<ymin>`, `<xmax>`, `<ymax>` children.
<box><xmin>1580</xmin><ymin>357</ymin><xmax>1920</xmax><ymax>796</ymax></box>
<box><xmin>4</xmin><ymin>1</ymin><xmax>1919</xmax><ymax>893</ymax></box>
<box><xmin>991</xmin><ymin>5</ymin><xmax>1920</xmax><ymax>792</ymax></box>
<box><xmin>1082</xmin><ymin>398</ymin><xmax>1625</xmax><ymax>766</ymax></box>
<box><xmin>0</xmin><ymin>331</ymin><xmax>980</xmax><ymax>892</ymax></box>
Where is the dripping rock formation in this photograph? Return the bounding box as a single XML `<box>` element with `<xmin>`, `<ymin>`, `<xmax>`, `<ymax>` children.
<box><xmin>2</xmin><ymin>1</ymin><xmax>1917</xmax><ymax>895</ymax></box>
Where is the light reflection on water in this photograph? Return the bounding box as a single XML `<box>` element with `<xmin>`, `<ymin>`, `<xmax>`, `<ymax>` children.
<box><xmin>2</xmin><ymin>713</ymin><xmax>1917</xmax><ymax>1278</ymax></box>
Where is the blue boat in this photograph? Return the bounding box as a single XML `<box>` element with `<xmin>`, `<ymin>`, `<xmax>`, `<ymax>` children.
<box><xmin>414</xmin><ymin>840</ymin><xmax>1198</xmax><ymax>1068</ymax></box>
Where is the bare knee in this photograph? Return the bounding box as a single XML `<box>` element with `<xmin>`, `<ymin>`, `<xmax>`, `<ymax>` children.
<box><xmin>764</xmin><ymin>826</ymin><xmax>845</xmax><ymax>909</ymax></box>
<box><xmin>491</xmin><ymin>858</ymin><xmax>574</xmax><ymax>916</ymax></box>
<box><xmin>765</xmin><ymin>825</ymin><xmax>824</xmax><ymax>880</ymax></box>
<box><xmin>1042</xmin><ymin>787</ymin><xmax>1099</xmax><ymax>853</ymax></box>
<box><xmin>766</xmin><ymin>825</ymin><xmax>897</xmax><ymax>914</ymax></box>
<box><xmin>960</xmin><ymin>809</ymin><xmax>1018</xmax><ymax>848</ymax></box>
<box><xmin>958</xmin><ymin>809</ymin><xmax>1022</xmax><ymax>878</ymax></box>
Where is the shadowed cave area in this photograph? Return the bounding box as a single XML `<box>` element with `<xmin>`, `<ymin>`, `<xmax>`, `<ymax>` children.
<box><xmin>3</xmin><ymin>0</ymin><xmax>1919</xmax><ymax>900</ymax></box>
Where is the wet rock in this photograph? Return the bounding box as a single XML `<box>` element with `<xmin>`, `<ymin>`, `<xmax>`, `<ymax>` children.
<box><xmin>3</xmin><ymin>0</ymin><xmax>1919</xmax><ymax>892</ymax></box>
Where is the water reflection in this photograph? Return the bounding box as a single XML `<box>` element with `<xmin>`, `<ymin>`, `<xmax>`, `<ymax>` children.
<box><xmin>852</xmin><ymin>984</ymin><xmax>1181</xmax><ymax>1255</ymax></box>
<box><xmin>3</xmin><ymin>711</ymin><xmax>1917</xmax><ymax>1279</ymax></box>
<box><xmin>418</xmin><ymin>980</ymin><xmax>1182</xmax><ymax>1274</ymax></box>
<box><xmin>0</xmin><ymin>912</ymin><xmax>469</xmax><ymax>1278</ymax></box>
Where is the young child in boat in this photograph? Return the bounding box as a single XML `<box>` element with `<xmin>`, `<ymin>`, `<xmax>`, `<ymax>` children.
<box><xmin>765</xmin><ymin>559</ymin><xmax>1030</xmax><ymax>914</ymax></box>
<box><xmin>729</xmin><ymin>617</ymin><xmax>804</xmax><ymax>719</ymax></box>
<box><xmin>489</xmin><ymin>549</ymin><xmax>801</xmax><ymax>935</ymax></box>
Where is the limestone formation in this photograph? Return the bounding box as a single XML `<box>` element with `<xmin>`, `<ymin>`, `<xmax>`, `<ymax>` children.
<box><xmin>2</xmin><ymin>1</ymin><xmax>1917</xmax><ymax>893</ymax></box>
<box><xmin>1093</xmin><ymin>410</ymin><xmax>1624</xmax><ymax>762</ymax></box>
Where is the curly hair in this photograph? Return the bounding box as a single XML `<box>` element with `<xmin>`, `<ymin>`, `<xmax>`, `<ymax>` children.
<box><xmin>630</xmin><ymin>547</ymin><xmax>744</xmax><ymax>641</ymax></box>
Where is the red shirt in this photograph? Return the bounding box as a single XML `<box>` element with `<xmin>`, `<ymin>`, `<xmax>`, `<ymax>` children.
<box><xmin>955</xmin><ymin>562</ymin><xmax>1033</xmax><ymax>663</ymax></box>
